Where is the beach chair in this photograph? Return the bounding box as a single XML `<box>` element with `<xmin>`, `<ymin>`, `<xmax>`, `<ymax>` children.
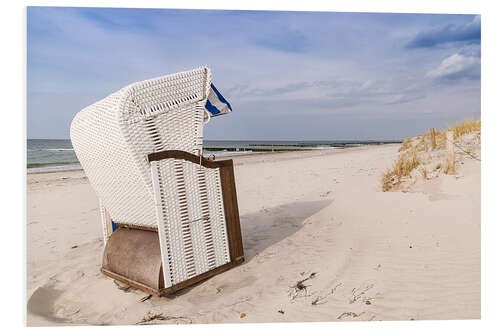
<box><xmin>70</xmin><ymin>67</ymin><xmax>244</xmax><ymax>296</ymax></box>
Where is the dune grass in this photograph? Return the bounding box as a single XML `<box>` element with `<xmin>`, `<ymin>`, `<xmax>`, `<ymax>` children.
<box><xmin>435</xmin><ymin>119</ymin><xmax>481</xmax><ymax>148</ymax></box>
<box><xmin>447</xmin><ymin>119</ymin><xmax>481</xmax><ymax>139</ymax></box>
<box><xmin>398</xmin><ymin>119</ymin><xmax>481</xmax><ymax>153</ymax></box>
<box><xmin>382</xmin><ymin>149</ymin><xmax>420</xmax><ymax>192</ymax></box>
<box><xmin>383</xmin><ymin>119</ymin><xmax>480</xmax><ymax>191</ymax></box>
<box><xmin>397</xmin><ymin>138</ymin><xmax>412</xmax><ymax>152</ymax></box>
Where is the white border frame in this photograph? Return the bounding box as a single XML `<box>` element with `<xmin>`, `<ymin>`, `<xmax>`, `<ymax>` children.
<box><xmin>5</xmin><ymin>1</ymin><xmax>499</xmax><ymax>332</ymax></box>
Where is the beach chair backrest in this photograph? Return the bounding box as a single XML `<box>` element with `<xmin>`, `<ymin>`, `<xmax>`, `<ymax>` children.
<box><xmin>70</xmin><ymin>67</ymin><xmax>212</xmax><ymax>228</ymax></box>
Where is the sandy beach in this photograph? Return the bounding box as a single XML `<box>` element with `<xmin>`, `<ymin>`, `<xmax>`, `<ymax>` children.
<box><xmin>26</xmin><ymin>143</ymin><xmax>480</xmax><ymax>325</ymax></box>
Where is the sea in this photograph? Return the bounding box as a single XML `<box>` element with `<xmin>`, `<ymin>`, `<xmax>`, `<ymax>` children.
<box><xmin>27</xmin><ymin>139</ymin><xmax>401</xmax><ymax>173</ymax></box>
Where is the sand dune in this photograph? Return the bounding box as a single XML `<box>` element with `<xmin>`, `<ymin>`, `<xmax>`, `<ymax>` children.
<box><xmin>26</xmin><ymin>144</ymin><xmax>480</xmax><ymax>325</ymax></box>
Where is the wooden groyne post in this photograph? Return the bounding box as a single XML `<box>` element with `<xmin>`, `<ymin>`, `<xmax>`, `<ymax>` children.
<box><xmin>430</xmin><ymin>128</ymin><xmax>436</xmax><ymax>150</ymax></box>
<box><xmin>445</xmin><ymin>131</ymin><xmax>455</xmax><ymax>174</ymax></box>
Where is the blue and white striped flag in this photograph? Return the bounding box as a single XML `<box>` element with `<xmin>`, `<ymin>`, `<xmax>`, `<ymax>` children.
<box><xmin>205</xmin><ymin>83</ymin><xmax>232</xmax><ymax>117</ymax></box>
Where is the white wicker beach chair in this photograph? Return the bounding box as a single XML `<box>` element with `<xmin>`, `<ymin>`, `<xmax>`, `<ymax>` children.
<box><xmin>70</xmin><ymin>67</ymin><xmax>243</xmax><ymax>295</ymax></box>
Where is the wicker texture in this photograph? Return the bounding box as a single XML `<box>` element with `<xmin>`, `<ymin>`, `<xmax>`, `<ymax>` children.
<box><xmin>151</xmin><ymin>159</ymin><xmax>230</xmax><ymax>287</ymax></box>
<box><xmin>70</xmin><ymin>67</ymin><xmax>232</xmax><ymax>288</ymax></box>
<box><xmin>71</xmin><ymin>67</ymin><xmax>211</xmax><ymax>228</ymax></box>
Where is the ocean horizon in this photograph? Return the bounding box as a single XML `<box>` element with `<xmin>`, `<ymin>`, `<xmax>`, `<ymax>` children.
<box><xmin>27</xmin><ymin>138</ymin><xmax>402</xmax><ymax>173</ymax></box>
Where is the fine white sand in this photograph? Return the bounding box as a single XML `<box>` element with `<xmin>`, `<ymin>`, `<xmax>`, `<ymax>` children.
<box><xmin>26</xmin><ymin>144</ymin><xmax>480</xmax><ymax>325</ymax></box>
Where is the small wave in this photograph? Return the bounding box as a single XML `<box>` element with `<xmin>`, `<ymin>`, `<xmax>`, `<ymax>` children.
<box><xmin>28</xmin><ymin>161</ymin><xmax>80</xmax><ymax>169</ymax></box>
<box><xmin>27</xmin><ymin>148</ymin><xmax>74</xmax><ymax>152</ymax></box>
<box><xmin>44</xmin><ymin>148</ymin><xmax>74</xmax><ymax>151</ymax></box>
<box><xmin>27</xmin><ymin>163</ymin><xmax>82</xmax><ymax>174</ymax></box>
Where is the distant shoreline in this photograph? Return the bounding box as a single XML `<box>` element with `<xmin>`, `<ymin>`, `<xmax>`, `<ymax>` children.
<box><xmin>27</xmin><ymin>142</ymin><xmax>402</xmax><ymax>174</ymax></box>
<box><xmin>27</xmin><ymin>139</ymin><xmax>403</xmax><ymax>174</ymax></box>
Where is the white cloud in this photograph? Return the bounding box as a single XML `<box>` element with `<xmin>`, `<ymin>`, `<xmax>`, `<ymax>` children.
<box><xmin>426</xmin><ymin>53</ymin><xmax>480</xmax><ymax>80</ymax></box>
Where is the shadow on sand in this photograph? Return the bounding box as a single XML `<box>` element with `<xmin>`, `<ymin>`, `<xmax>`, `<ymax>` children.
<box><xmin>240</xmin><ymin>199</ymin><xmax>333</xmax><ymax>261</ymax></box>
<box><xmin>165</xmin><ymin>199</ymin><xmax>333</xmax><ymax>299</ymax></box>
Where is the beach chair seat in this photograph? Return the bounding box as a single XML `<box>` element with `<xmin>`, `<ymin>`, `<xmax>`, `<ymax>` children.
<box><xmin>70</xmin><ymin>67</ymin><xmax>244</xmax><ymax>296</ymax></box>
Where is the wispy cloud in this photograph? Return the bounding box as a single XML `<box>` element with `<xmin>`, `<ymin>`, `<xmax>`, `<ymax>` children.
<box><xmin>426</xmin><ymin>53</ymin><xmax>480</xmax><ymax>81</ymax></box>
<box><xmin>406</xmin><ymin>15</ymin><xmax>480</xmax><ymax>49</ymax></box>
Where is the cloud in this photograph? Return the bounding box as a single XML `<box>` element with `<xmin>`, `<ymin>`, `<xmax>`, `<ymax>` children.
<box><xmin>407</xmin><ymin>15</ymin><xmax>480</xmax><ymax>48</ymax></box>
<box><xmin>426</xmin><ymin>53</ymin><xmax>480</xmax><ymax>80</ymax></box>
<box><xmin>384</xmin><ymin>93</ymin><xmax>426</xmax><ymax>105</ymax></box>
<box><xmin>221</xmin><ymin>75</ymin><xmax>428</xmax><ymax>114</ymax></box>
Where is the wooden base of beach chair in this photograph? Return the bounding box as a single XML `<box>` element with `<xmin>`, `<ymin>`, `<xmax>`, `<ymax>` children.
<box><xmin>101</xmin><ymin>227</ymin><xmax>164</xmax><ymax>295</ymax></box>
<box><xmin>101</xmin><ymin>226</ymin><xmax>244</xmax><ymax>296</ymax></box>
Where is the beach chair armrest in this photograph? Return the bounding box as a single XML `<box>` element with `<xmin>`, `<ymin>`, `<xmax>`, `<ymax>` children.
<box><xmin>148</xmin><ymin>150</ymin><xmax>233</xmax><ymax>169</ymax></box>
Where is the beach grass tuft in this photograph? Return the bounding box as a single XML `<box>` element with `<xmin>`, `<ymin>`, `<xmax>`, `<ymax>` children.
<box><xmin>383</xmin><ymin>118</ymin><xmax>480</xmax><ymax>191</ymax></box>
<box><xmin>447</xmin><ymin>119</ymin><xmax>481</xmax><ymax>139</ymax></box>
<box><xmin>382</xmin><ymin>149</ymin><xmax>420</xmax><ymax>191</ymax></box>
<box><xmin>397</xmin><ymin>119</ymin><xmax>481</xmax><ymax>152</ymax></box>
<box><xmin>397</xmin><ymin>138</ymin><xmax>412</xmax><ymax>152</ymax></box>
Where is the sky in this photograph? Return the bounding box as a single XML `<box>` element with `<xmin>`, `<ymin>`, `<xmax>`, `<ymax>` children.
<box><xmin>27</xmin><ymin>7</ymin><xmax>481</xmax><ymax>140</ymax></box>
